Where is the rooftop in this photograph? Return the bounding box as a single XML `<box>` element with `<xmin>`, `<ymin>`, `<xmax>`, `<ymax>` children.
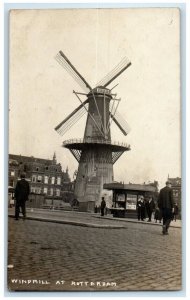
<box><xmin>104</xmin><ymin>182</ymin><xmax>156</xmax><ymax>192</ymax></box>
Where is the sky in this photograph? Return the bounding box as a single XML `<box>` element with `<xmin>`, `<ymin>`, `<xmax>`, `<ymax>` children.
<box><xmin>9</xmin><ymin>8</ymin><xmax>181</xmax><ymax>189</ymax></box>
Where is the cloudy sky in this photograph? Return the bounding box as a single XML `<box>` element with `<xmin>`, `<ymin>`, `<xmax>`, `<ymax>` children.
<box><xmin>9</xmin><ymin>8</ymin><xmax>181</xmax><ymax>189</ymax></box>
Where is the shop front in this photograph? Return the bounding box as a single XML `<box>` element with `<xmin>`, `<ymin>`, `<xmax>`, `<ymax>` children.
<box><xmin>103</xmin><ymin>182</ymin><xmax>157</xmax><ymax>218</ymax></box>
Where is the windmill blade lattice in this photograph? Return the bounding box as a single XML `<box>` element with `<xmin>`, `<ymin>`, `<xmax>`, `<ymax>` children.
<box><xmin>55</xmin><ymin>101</ymin><xmax>89</xmax><ymax>136</ymax></box>
<box><xmin>55</xmin><ymin>51</ymin><xmax>92</xmax><ymax>93</ymax></box>
<box><xmin>96</xmin><ymin>57</ymin><xmax>131</xmax><ymax>88</ymax></box>
<box><xmin>110</xmin><ymin>110</ymin><xmax>131</xmax><ymax>136</ymax></box>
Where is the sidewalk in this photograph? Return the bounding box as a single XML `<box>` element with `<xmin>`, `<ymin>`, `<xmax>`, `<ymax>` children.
<box><xmin>93</xmin><ymin>214</ymin><xmax>182</xmax><ymax>228</ymax></box>
<box><xmin>8</xmin><ymin>207</ymin><xmax>181</xmax><ymax>229</ymax></box>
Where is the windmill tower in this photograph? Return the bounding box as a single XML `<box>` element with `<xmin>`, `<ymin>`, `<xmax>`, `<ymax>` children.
<box><xmin>55</xmin><ymin>51</ymin><xmax>131</xmax><ymax>211</ymax></box>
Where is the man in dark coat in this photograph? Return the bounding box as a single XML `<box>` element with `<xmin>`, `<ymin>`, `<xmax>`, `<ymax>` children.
<box><xmin>14</xmin><ymin>173</ymin><xmax>30</xmax><ymax>220</ymax></box>
<box><xmin>158</xmin><ymin>181</ymin><xmax>174</xmax><ymax>235</ymax></box>
<box><xmin>137</xmin><ymin>196</ymin><xmax>145</xmax><ymax>221</ymax></box>
<box><xmin>145</xmin><ymin>196</ymin><xmax>155</xmax><ymax>222</ymax></box>
<box><xmin>100</xmin><ymin>197</ymin><xmax>106</xmax><ymax>216</ymax></box>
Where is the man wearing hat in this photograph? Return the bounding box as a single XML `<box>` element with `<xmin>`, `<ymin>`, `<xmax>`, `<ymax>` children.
<box><xmin>14</xmin><ymin>172</ymin><xmax>30</xmax><ymax>220</ymax></box>
<box><xmin>158</xmin><ymin>181</ymin><xmax>174</xmax><ymax>235</ymax></box>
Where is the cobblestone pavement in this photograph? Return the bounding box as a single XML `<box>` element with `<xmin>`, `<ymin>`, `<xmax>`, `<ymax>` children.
<box><xmin>7</xmin><ymin>215</ymin><xmax>182</xmax><ymax>292</ymax></box>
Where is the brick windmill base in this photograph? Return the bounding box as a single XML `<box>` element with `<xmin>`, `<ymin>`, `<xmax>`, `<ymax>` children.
<box><xmin>63</xmin><ymin>139</ymin><xmax>130</xmax><ymax>212</ymax></box>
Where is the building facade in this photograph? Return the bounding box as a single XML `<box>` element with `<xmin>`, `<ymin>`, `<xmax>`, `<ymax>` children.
<box><xmin>168</xmin><ymin>176</ymin><xmax>181</xmax><ymax>214</ymax></box>
<box><xmin>9</xmin><ymin>153</ymin><xmax>74</xmax><ymax>207</ymax></box>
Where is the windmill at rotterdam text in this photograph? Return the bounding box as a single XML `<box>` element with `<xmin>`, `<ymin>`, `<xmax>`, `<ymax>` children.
<box><xmin>55</xmin><ymin>50</ymin><xmax>132</xmax><ymax>211</ymax></box>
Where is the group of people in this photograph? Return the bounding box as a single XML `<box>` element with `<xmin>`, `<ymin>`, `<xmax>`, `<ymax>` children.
<box><xmin>137</xmin><ymin>181</ymin><xmax>178</xmax><ymax>235</ymax></box>
<box><xmin>13</xmin><ymin>173</ymin><xmax>178</xmax><ymax>236</ymax></box>
<box><xmin>137</xmin><ymin>195</ymin><xmax>155</xmax><ymax>222</ymax></box>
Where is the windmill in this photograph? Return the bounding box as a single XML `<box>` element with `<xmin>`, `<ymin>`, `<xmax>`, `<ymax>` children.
<box><xmin>55</xmin><ymin>50</ymin><xmax>131</xmax><ymax>211</ymax></box>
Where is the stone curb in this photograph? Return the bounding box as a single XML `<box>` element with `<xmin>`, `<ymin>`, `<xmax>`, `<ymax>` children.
<box><xmin>92</xmin><ymin>215</ymin><xmax>181</xmax><ymax>228</ymax></box>
<box><xmin>8</xmin><ymin>215</ymin><xmax>126</xmax><ymax>229</ymax></box>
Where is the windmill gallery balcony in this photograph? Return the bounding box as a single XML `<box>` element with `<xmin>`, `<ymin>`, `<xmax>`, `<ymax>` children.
<box><xmin>62</xmin><ymin>138</ymin><xmax>131</xmax><ymax>165</ymax></box>
<box><xmin>62</xmin><ymin>138</ymin><xmax>131</xmax><ymax>151</ymax></box>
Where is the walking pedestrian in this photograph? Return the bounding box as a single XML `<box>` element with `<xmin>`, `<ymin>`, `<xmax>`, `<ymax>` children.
<box><xmin>158</xmin><ymin>181</ymin><xmax>174</xmax><ymax>235</ymax></box>
<box><xmin>14</xmin><ymin>173</ymin><xmax>30</xmax><ymax>220</ymax></box>
<box><xmin>100</xmin><ymin>197</ymin><xmax>106</xmax><ymax>216</ymax></box>
<box><xmin>137</xmin><ymin>195</ymin><xmax>145</xmax><ymax>221</ymax></box>
<box><xmin>145</xmin><ymin>196</ymin><xmax>155</xmax><ymax>222</ymax></box>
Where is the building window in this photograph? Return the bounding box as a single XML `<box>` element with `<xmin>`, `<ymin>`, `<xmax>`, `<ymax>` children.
<box><xmin>36</xmin><ymin>188</ymin><xmax>41</xmax><ymax>194</ymax></box>
<box><xmin>10</xmin><ymin>171</ymin><xmax>15</xmax><ymax>176</ymax></box>
<box><xmin>36</xmin><ymin>167</ymin><xmax>39</xmax><ymax>171</ymax></box>
<box><xmin>56</xmin><ymin>189</ymin><xmax>60</xmax><ymax>196</ymax></box>
<box><xmin>9</xmin><ymin>178</ymin><xmax>14</xmax><ymax>187</ymax></box>
<box><xmin>32</xmin><ymin>175</ymin><xmax>37</xmax><ymax>183</ymax></box>
<box><xmin>44</xmin><ymin>176</ymin><xmax>48</xmax><ymax>184</ymax></box>
<box><xmin>57</xmin><ymin>177</ymin><xmax>61</xmax><ymax>185</ymax></box>
<box><xmin>173</xmin><ymin>190</ymin><xmax>179</xmax><ymax>197</ymax></box>
<box><xmin>44</xmin><ymin>187</ymin><xmax>48</xmax><ymax>194</ymax></box>
<box><xmin>50</xmin><ymin>188</ymin><xmax>53</xmax><ymax>196</ymax></box>
<box><xmin>116</xmin><ymin>194</ymin><xmax>125</xmax><ymax>202</ymax></box>
<box><xmin>51</xmin><ymin>177</ymin><xmax>55</xmax><ymax>184</ymax></box>
<box><xmin>31</xmin><ymin>187</ymin><xmax>41</xmax><ymax>194</ymax></box>
<box><xmin>46</xmin><ymin>166</ymin><xmax>49</xmax><ymax>170</ymax></box>
<box><xmin>37</xmin><ymin>175</ymin><xmax>42</xmax><ymax>183</ymax></box>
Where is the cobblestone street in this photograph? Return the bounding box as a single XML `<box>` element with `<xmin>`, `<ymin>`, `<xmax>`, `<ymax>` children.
<box><xmin>7</xmin><ymin>213</ymin><xmax>182</xmax><ymax>292</ymax></box>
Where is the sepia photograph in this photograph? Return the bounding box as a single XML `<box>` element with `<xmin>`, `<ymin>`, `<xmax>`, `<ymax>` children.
<box><xmin>7</xmin><ymin>7</ymin><xmax>182</xmax><ymax>292</ymax></box>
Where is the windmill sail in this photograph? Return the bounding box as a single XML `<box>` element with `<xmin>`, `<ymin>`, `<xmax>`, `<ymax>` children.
<box><xmin>110</xmin><ymin>110</ymin><xmax>131</xmax><ymax>136</ymax></box>
<box><xmin>55</xmin><ymin>100</ymin><xmax>89</xmax><ymax>136</ymax></box>
<box><xmin>55</xmin><ymin>51</ymin><xmax>92</xmax><ymax>93</ymax></box>
<box><xmin>96</xmin><ymin>57</ymin><xmax>131</xmax><ymax>88</ymax></box>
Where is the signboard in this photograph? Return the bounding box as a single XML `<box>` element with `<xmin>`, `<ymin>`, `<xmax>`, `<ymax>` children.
<box><xmin>117</xmin><ymin>194</ymin><xmax>125</xmax><ymax>202</ymax></box>
<box><xmin>126</xmin><ymin>194</ymin><xmax>137</xmax><ymax>210</ymax></box>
